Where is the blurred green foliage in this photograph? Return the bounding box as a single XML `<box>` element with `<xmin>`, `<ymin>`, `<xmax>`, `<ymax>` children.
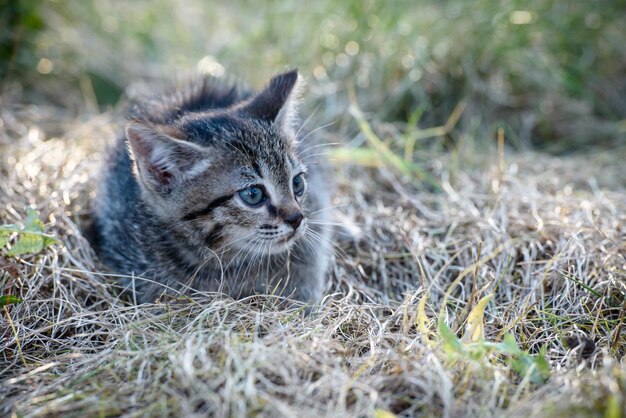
<box><xmin>0</xmin><ymin>207</ymin><xmax>59</xmax><ymax>257</ymax></box>
<box><xmin>0</xmin><ymin>0</ymin><xmax>45</xmax><ymax>82</ymax></box>
<box><xmin>1</xmin><ymin>0</ymin><xmax>624</xmax><ymax>150</ymax></box>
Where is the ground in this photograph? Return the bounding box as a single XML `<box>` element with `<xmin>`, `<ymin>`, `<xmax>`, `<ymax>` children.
<box><xmin>1</xmin><ymin>1</ymin><xmax>625</xmax><ymax>417</ymax></box>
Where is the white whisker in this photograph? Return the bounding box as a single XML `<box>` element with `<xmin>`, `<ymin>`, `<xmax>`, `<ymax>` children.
<box><xmin>298</xmin><ymin>121</ymin><xmax>337</xmax><ymax>145</ymax></box>
<box><xmin>295</xmin><ymin>104</ymin><xmax>320</xmax><ymax>138</ymax></box>
<box><xmin>298</xmin><ymin>142</ymin><xmax>341</xmax><ymax>156</ymax></box>
<box><xmin>307</xmin><ymin>204</ymin><xmax>351</xmax><ymax>217</ymax></box>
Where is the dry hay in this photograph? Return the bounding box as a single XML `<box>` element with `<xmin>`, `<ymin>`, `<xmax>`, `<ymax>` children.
<box><xmin>1</xmin><ymin>100</ymin><xmax>625</xmax><ymax>417</ymax></box>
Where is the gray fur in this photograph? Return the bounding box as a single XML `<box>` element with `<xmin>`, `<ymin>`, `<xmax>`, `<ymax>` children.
<box><xmin>93</xmin><ymin>70</ymin><xmax>332</xmax><ymax>304</ymax></box>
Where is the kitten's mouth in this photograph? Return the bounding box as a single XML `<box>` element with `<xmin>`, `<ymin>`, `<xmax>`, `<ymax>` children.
<box><xmin>277</xmin><ymin>231</ymin><xmax>296</xmax><ymax>244</ymax></box>
<box><xmin>259</xmin><ymin>221</ymin><xmax>306</xmax><ymax>253</ymax></box>
<box><xmin>268</xmin><ymin>235</ymin><xmax>297</xmax><ymax>254</ymax></box>
<box><xmin>272</xmin><ymin>230</ymin><xmax>298</xmax><ymax>247</ymax></box>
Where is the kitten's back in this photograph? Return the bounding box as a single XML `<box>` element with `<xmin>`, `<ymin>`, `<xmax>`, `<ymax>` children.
<box><xmin>129</xmin><ymin>76</ymin><xmax>253</xmax><ymax>124</ymax></box>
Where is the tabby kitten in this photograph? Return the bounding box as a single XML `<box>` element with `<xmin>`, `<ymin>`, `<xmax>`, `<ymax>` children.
<box><xmin>93</xmin><ymin>70</ymin><xmax>332</xmax><ymax>304</ymax></box>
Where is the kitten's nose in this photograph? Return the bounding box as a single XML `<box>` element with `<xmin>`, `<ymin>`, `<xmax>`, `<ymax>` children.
<box><xmin>284</xmin><ymin>211</ymin><xmax>304</xmax><ymax>230</ymax></box>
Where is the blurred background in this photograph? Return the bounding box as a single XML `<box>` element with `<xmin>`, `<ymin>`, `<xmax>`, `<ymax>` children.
<box><xmin>1</xmin><ymin>0</ymin><xmax>625</xmax><ymax>153</ymax></box>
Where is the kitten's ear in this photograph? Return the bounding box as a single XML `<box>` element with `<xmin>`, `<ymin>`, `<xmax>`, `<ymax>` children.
<box><xmin>126</xmin><ymin>121</ymin><xmax>210</xmax><ymax>193</ymax></box>
<box><xmin>242</xmin><ymin>69</ymin><xmax>302</xmax><ymax>134</ymax></box>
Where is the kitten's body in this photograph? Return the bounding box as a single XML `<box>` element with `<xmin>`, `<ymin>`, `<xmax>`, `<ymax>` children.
<box><xmin>93</xmin><ymin>71</ymin><xmax>332</xmax><ymax>304</ymax></box>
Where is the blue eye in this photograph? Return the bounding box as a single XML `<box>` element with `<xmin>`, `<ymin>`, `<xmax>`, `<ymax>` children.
<box><xmin>293</xmin><ymin>174</ymin><xmax>305</xmax><ymax>196</ymax></box>
<box><xmin>238</xmin><ymin>186</ymin><xmax>265</xmax><ymax>206</ymax></box>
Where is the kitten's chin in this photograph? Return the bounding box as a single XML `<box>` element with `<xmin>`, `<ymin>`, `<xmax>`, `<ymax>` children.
<box><xmin>263</xmin><ymin>236</ymin><xmax>295</xmax><ymax>254</ymax></box>
<box><xmin>266</xmin><ymin>241</ymin><xmax>292</xmax><ymax>254</ymax></box>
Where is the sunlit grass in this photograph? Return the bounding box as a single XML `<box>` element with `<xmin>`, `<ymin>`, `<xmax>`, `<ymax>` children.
<box><xmin>3</xmin><ymin>0</ymin><xmax>625</xmax><ymax>149</ymax></box>
<box><xmin>1</xmin><ymin>1</ymin><xmax>625</xmax><ymax>417</ymax></box>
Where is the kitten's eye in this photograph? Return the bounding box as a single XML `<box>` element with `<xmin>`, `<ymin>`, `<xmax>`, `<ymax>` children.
<box><xmin>293</xmin><ymin>174</ymin><xmax>306</xmax><ymax>196</ymax></box>
<box><xmin>238</xmin><ymin>186</ymin><xmax>265</xmax><ymax>207</ymax></box>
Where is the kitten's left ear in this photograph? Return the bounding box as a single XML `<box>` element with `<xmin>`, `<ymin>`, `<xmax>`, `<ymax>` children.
<box><xmin>242</xmin><ymin>69</ymin><xmax>302</xmax><ymax>135</ymax></box>
<box><xmin>126</xmin><ymin>121</ymin><xmax>211</xmax><ymax>194</ymax></box>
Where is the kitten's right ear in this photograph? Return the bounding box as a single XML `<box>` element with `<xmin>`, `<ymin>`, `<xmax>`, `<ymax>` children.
<box><xmin>241</xmin><ymin>69</ymin><xmax>302</xmax><ymax>134</ymax></box>
<box><xmin>126</xmin><ymin>121</ymin><xmax>210</xmax><ymax>193</ymax></box>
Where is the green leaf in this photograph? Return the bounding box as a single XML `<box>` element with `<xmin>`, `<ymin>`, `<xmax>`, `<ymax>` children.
<box><xmin>0</xmin><ymin>295</ymin><xmax>23</xmax><ymax>307</ymax></box>
<box><xmin>0</xmin><ymin>231</ymin><xmax>11</xmax><ymax>248</ymax></box>
<box><xmin>497</xmin><ymin>333</ymin><xmax>523</xmax><ymax>355</ymax></box>
<box><xmin>530</xmin><ymin>348</ymin><xmax>551</xmax><ymax>384</ymax></box>
<box><xmin>24</xmin><ymin>207</ymin><xmax>44</xmax><ymax>232</ymax></box>
<box><xmin>439</xmin><ymin>317</ymin><xmax>464</xmax><ymax>354</ymax></box>
<box><xmin>509</xmin><ymin>355</ymin><xmax>533</xmax><ymax>378</ymax></box>
<box><xmin>0</xmin><ymin>207</ymin><xmax>59</xmax><ymax>257</ymax></box>
<box><xmin>498</xmin><ymin>335</ymin><xmax>550</xmax><ymax>384</ymax></box>
<box><xmin>8</xmin><ymin>233</ymin><xmax>45</xmax><ymax>256</ymax></box>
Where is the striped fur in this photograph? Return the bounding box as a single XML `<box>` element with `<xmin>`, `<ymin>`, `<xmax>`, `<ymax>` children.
<box><xmin>93</xmin><ymin>70</ymin><xmax>332</xmax><ymax>304</ymax></box>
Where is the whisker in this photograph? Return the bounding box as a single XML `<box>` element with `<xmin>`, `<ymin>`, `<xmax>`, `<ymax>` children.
<box><xmin>307</xmin><ymin>204</ymin><xmax>351</xmax><ymax>217</ymax></box>
<box><xmin>298</xmin><ymin>121</ymin><xmax>337</xmax><ymax>145</ymax></box>
<box><xmin>304</xmin><ymin>228</ymin><xmax>347</xmax><ymax>261</ymax></box>
<box><xmin>295</xmin><ymin>104</ymin><xmax>320</xmax><ymax>138</ymax></box>
<box><xmin>298</xmin><ymin>142</ymin><xmax>341</xmax><ymax>156</ymax></box>
<box><xmin>307</xmin><ymin>221</ymin><xmax>357</xmax><ymax>227</ymax></box>
<box><xmin>224</xmin><ymin>234</ymin><xmax>263</xmax><ymax>279</ymax></box>
<box><xmin>300</xmin><ymin>152</ymin><xmax>333</xmax><ymax>161</ymax></box>
<box><xmin>218</xmin><ymin>230</ymin><xmax>256</xmax><ymax>253</ymax></box>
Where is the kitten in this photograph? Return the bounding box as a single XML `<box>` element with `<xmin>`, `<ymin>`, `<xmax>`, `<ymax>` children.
<box><xmin>92</xmin><ymin>70</ymin><xmax>332</xmax><ymax>304</ymax></box>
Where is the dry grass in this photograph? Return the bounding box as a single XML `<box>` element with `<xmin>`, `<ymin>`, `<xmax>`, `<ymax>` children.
<box><xmin>1</xmin><ymin>94</ymin><xmax>625</xmax><ymax>418</ymax></box>
<box><xmin>2</xmin><ymin>1</ymin><xmax>625</xmax><ymax>415</ymax></box>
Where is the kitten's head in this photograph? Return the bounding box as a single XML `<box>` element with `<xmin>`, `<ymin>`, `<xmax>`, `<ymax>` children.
<box><xmin>126</xmin><ymin>70</ymin><xmax>311</xmax><ymax>255</ymax></box>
